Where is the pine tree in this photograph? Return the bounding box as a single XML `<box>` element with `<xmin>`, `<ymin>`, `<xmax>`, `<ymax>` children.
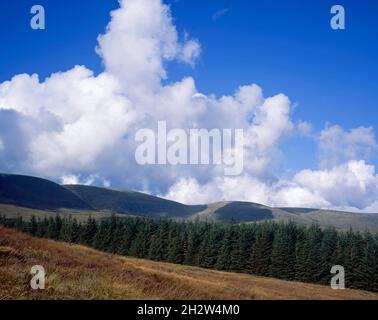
<box><xmin>318</xmin><ymin>227</ymin><xmax>338</xmax><ymax>284</ymax></box>
<box><xmin>196</xmin><ymin>223</ymin><xmax>215</xmax><ymax>268</ymax></box>
<box><xmin>373</xmin><ymin>234</ymin><xmax>378</xmax><ymax>292</ymax></box>
<box><xmin>15</xmin><ymin>216</ymin><xmax>24</xmax><ymax>232</ymax></box>
<box><xmin>270</xmin><ymin>222</ymin><xmax>296</xmax><ymax>280</ymax></box>
<box><xmin>230</xmin><ymin>225</ymin><xmax>250</xmax><ymax>271</ymax></box>
<box><xmin>201</xmin><ymin>224</ymin><xmax>224</xmax><ymax>269</ymax></box>
<box><xmin>348</xmin><ymin>231</ymin><xmax>367</xmax><ymax>289</ymax></box>
<box><xmin>295</xmin><ymin>226</ymin><xmax>309</xmax><ymax>282</ymax></box>
<box><xmin>184</xmin><ymin>221</ymin><xmax>201</xmax><ymax>265</ymax></box>
<box><xmin>301</xmin><ymin>225</ymin><xmax>323</xmax><ymax>283</ymax></box>
<box><xmin>81</xmin><ymin>216</ymin><xmax>98</xmax><ymax>246</ymax></box>
<box><xmin>104</xmin><ymin>215</ymin><xmax>117</xmax><ymax>252</ymax></box>
<box><xmin>0</xmin><ymin>214</ymin><xmax>6</xmax><ymax>226</ymax></box>
<box><xmin>37</xmin><ymin>217</ymin><xmax>49</xmax><ymax>238</ymax></box>
<box><xmin>59</xmin><ymin>216</ymin><xmax>73</xmax><ymax>242</ymax></box>
<box><xmin>117</xmin><ymin>217</ymin><xmax>138</xmax><ymax>255</ymax></box>
<box><xmin>29</xmin><ymin>215</ymin><xmax>38</xmax><ymax>236</ymax></box>
<box><xmin>93</xmin><ymin>220</ymin><xmax>108</xmax><ymax>250</ymax></box>
<box><xmin>70</xmin><ymin>218</ymin><xmax>81</xmax><ymax>243</ymax></box>
<box><xmin>131</xmin><ymin>217</ymin><xmax>155</xmax><ymax>258</ymax></box>
<box><xmin>150</xmin><ymin>217</ymin><xmax>170</xmax><ymax>261</ymax></box>
<box><xmin>215</xmin><ymin>222</ymin><xmax>236</xmax><ymax>270</ymax></box>
<box><xmin>358</xmin><ymin>232</ymin><xmax>376</xmax><ymax>291</ymax></box>
<box><xmin>167</xmin><ymin>223</ymin><xmax>184</xmax><ymax>264</ymax></box>
<box><xmin>167</xmin><ymin>226</ymin><xmax>188</xmax><ymax>265</ymax></box>
<box><xmin>246</xmin><ymin>223</ymin><xmax>273</xmax><ymax>276</ymax></box>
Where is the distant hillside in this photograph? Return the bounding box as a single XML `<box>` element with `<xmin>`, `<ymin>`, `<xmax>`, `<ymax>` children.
<box><xmin>273</xmin><ymin>207</ymin><xmax>378</xmax><ymax>233</ymax></box>
<box><xmin>0</xmin><ymin>173</ymin><xmax>91</xmax><ymax>210</ymax></box>
<box><xmin>65</xmin><ymin>184</ymin><xmax>205</xmax><ymax>218</ymax></box>
<box><xmin>1</xmin><ymin>173</ymin><xmax>378</xmax><ymax>232</ymax></box>
<box><xmin>1</xmin><ymin>227</ymin><xmax>377</xmax><ymax>300</ymax></box>
<box><xmin>191</xmin><ymin>201</ymin><xmax>274</xmax><ymax>222</ymax></box>
<box><xmin>192</xmin><ymin>202</ymin><xmax>378</xmax><ymax>232</ymax></box>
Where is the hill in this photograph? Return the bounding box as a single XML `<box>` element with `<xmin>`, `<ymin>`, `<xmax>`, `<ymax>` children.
<box><xmin>1</xmin><ymin>226</ymin><xmax>377</xmax><ymax>300</ymax></box>
<box><xmin>191</xmin><ymin>201</ymin><xmax>274</xmax><ymax>222</ymax></box>
<box><xmin>0</xmin><ymin>173</ymin><xmax>91</xmax><ymax>210</ymax></box>
<box><xmin>1</xmin><ymin>173</ymin><xmax>378</xmax><ymax>232</ymax></box>
<box><xmin>65</xmin><ymin>184</ymin><xmax>205</xmax><ymax>218</ymax></box>
<box><xmin>192</xmin><ymin>202</ymin><xmax>378</xmax><ymax>232</ymax></box>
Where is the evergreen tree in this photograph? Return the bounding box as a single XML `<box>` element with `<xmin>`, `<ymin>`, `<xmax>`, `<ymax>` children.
<box><xmin>93</xmin><ymin>220</ymin><xmax>108</xmax><ymax>250</ymax></box>
<box><xmin>295</xmin><ymin>226</ymin><xmax>309</xmax><ymax>282</ymax></box>
<box><xmin>305</xmin><ymin>225</ymin><xmax>323</xmax><ymax>283</ymax></box>
<box><xmin>358</xmin><ymin>232</ymin><xmax>376</xmax><ymax>291</ymax></box>
<box><xmin>167</xmin><ymin>226</ymin><xmax>188</xmax><ymax>265</ymax></box>
<box><xmin>29</xmin><ymin>215</ymin><xmax>38</xmax><ymax>236</ymax></box>
<box><xmin>184</xmin><ymin>221</ymin><xmax>202</xmax><ymax>265</ymax></box>
<box><xmin>81</xmin><ymin>216</ymin><xmax>98</xmax><ymax>246</ymax></box>
<box><xmin>131</xmin><ymin>217</ymin><xmax>155</xmax><ymax>258</ymax></box>
<box><xmin>246</xmin><ymin>223</ymin><xmax>273</xmax><ymax>276</ymax></box>
<box><xmin>59</xmin><ymin>216</ymin><xmax>73</xmax><ymax>242</ymax></box>
<box><xmin>318</xmin><ymin>227</ymin><xmax>338</xmax><ymax>284</ymax></box>
<box><xmin>215</xmin><ymin>222</ymin><xmax>236</xmax><ymax>270</ymax></box>
<box><xmin>37</xmin><ymin>217</ymin><xmax>49</xmax><ymax>238</ymax></box>
<box><xmin>373</xmin><ymin>234</ymin><xmax>378</xmax><ymax>292</ymax></box>
<box><xmin>15</xmin><ymin>216</ymin><xmax>24</xmax><ymax>232</ymax></box>
<box><xmin>270</xmin><ymin>222</ymin><xmax>296</xmax><ymax>280</ymax></box>
<box><xmin>150</xmin><ymin>217</ymin><xmax>170</xmax><ymax>261</ymax></box>
<box><xmin>348</xmin><ymin>231</ymin><xmax>366</xmax><ymax>289</ymax></box>
<box><xmin>117</xmin><ymin>217</ymin><xmax>138</xmax><ymax>255</ymax></box>
<box><xmin>230</xmin><ymin>225</ymin><xmax>251</xmax><ymax>271</ymax></box>
<box><xmin>167</xmin><ymin>223</ymin><xmax>184</xmax><ymax>264</ymax></box>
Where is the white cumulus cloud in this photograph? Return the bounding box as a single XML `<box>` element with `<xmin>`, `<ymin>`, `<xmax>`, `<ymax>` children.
<box><xmin>317</xmin><ymin>125</ymin><xmax>377</xmax><ymax>168</ymax></box>
<box><xmin>0</xmin><ymin>0</ymin><xmax>377</xmax><ymax>212</ymax></box>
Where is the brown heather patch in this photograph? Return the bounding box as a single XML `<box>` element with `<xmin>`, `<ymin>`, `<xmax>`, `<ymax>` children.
<box><xmin>0</xmin><ymin>226</ymin><xmax>377</xmax><ymax>300</ymax></box>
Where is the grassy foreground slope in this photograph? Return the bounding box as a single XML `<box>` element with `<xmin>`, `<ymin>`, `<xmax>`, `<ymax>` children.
<box><xmin>1</xmin><ymin>227</ymin><xmax>377</xmax><ymax>300</ymax></box>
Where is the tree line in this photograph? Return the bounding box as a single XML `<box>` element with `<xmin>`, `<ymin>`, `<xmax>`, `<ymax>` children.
<box><xmin>1</xmin><ymin>214</ymin><xmax>377</xmax><ymax>292</ymax></box>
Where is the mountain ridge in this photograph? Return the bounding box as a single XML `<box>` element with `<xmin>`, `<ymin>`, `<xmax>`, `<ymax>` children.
<box><xmin>1</xmin><ymin>172</ymin><xmax>378</xmax><ymax>232</ymax></box>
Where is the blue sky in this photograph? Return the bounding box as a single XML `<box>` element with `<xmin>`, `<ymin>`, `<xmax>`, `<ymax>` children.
<box><xmin>2</xmin><ymin>0</ymin><xmax>377</xmax><ymax>123</ymax></box>
<box><xmin>1</xmin><ymin>0</ymin><xmax>377</xmax><ymax>170</ymax></box>
<box><xmin>0</xmin><ymin>0</ymin><xmax>378</xmax><ymax>209</ymax></box>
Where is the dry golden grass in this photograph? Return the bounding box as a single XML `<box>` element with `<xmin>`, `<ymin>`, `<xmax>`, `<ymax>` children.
<box><xmin>0</xmin><ymin>226</ymin><xmax>377</xmax><ymax>300</ymax></box>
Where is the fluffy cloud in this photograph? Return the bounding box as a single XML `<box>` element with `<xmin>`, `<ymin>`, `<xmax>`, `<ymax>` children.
<box><xmin>165</xmin><ymin>160</ymin><xmax>378</xmax><ymax>212</ymax></box>
<box><xmin>96</xmin><ymin>0</ymin><xmax>201</xmax><ymax>92</ymax></box>
<box><xmin>0</xmin><ymin>0</ymin><xmax>377</xmax><ymax>212</ymax></box>
<box><xmin>293</xmin><ymin>160</ymin><xmax>378</xmax><ymax>210</ymax></box>
<box><xmin>317</xmin><ymin>125</ymin><xmax>377</xmax><ymax>168</ymax></box>
<box><xmin>0</xmin><ymin>67</ymin><xmax>135</xmax><ymax>177</ymax></box>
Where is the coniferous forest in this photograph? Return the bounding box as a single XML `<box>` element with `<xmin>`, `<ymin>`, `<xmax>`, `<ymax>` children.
<box><xmin>1</xmin><ymin>214</ymin><xmax>377</xmax><ymax>292</ymax></box>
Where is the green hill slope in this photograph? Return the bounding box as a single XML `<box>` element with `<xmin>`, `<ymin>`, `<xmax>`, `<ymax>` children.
<box><xmin>64</xmin><ymin>184</ymin><xmax>205</xmax><ymax>218</ymax></box>
<box><xmin>191</xmin><ymin>201</ymin><xmax>275</xmax><ymax>222</ymax></box>
<box><xmin>0</xmin><ymin>173</ymin><xmax>91</xmax><ymax>210</ymax></box>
